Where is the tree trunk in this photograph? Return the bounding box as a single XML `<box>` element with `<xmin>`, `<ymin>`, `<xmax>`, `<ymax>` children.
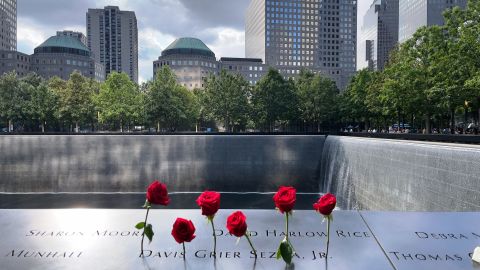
<box><xmin>120</xmin><ymin>120</ymin><xmax>123</xmax><ymax>133</ymax></box>
<box><xmin>41</xmin><ymin>121</ymin><xmax>45</xmax><ymax>133</ymax></box>
<box><xmin>157</xmin><ymin>121</ymin><xmax>160</xmax><ymax>133</ymax></box>
<box><xmin>477</xmin><ymin>97</ymin><xmax>480</xmax><ymax>126</ymax></box>
<box><xmin>317</xmin><ymin>121</ymin><xmax>321</xmax><ymax>133</ymax></box>
<box><xmin>225</xmin><ymin>118</ymin><xmax>229</xmax><ymax>133</ymax></box>
<box><xmin>425</xmin><ymin>114</ymin><xmax>431</xmax><ymax>134</ymax></box>
<box><xmin>397</xmin><ymin>110</ymin><xmax>401</xmax><ymax>133</ymax></box>
<box><xmin>8</xmin><ymin>119</ymin><xmax>12</xmax><ymax>132</ymax></box>
<box><xmin>450</xmin><ymin>107</ymin><xmax>455</xmax><ymax>134</ymax></box>
<box><xmin>411</xmin><ymin>114</ymin><xmax>415</xmax><ymax>131</ymax></box>
<box><xmin>465</xmin><ymin>105</ymin><xmax>468</xmax><ymax>127</ymax></box>
<box><xmin>478</xmin><ymin>107</ymin><xmax>480</xmax><ymax>126</ymax></box>
<box><xmin>75</xmin><ymin>122</ymin><xmax>79</xmax><ymax>133</ymax></box>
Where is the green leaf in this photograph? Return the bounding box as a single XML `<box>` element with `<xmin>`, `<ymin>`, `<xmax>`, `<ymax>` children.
<box><xmin>144</xmin><ymin>224</ymin><xmax>154</xmax><ymax>243</ymax></box>
<box><xmin>135</xmin><ymin>222</ymin><xmax>145</xmax><ymax>229</ymax></box>
<box><xmin>279</xmin><ymin>239</ymin><xmax>294</xmax><ymax>264</ymax></box>
<box><xmin>276</xmin><ymin>242</ymin><xmax>282</xmax><ymax>260</ymax></box>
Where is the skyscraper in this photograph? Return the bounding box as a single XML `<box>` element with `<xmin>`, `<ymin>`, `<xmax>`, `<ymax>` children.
<box><xmin>359</xmin><ymin>0</ymin><xmax>398</xmax><ymax>71</ymax></box>
<box><xmin>0</xmin><ymin>0</ymin><xmax>16</xmax><ymax>51</ymax></box>
<box><xmin>86</xmin><ymin>6</ymin><xmax>138</xmax><ymax>83</ymax></box>
<box><xmin>246</xmin><ymin>0</ymin><xmax>357</xmax><ymax>90</ymax></box>
<box><xmin>399</xmin><ymin>0</ymin><xmax>467</xmax><ymax>43</ymax></box>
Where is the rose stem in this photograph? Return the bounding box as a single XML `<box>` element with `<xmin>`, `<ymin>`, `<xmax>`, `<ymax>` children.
<box><xmin>285</xmin><ymin>212</ymin><xmax>290</xmax><ymax>243</ymax></box>
<box><xmin>140</xmin><ymin>206</ymin><xmax>151</xmax><ymax>256</ymax></box>
<box><xmin>183</xmin><ymin>242</ymin><xmax>186</xmax><ymax>260</ymax></box>
<box><xmin>211</xmin><ymin>218</ymin><xmax>217</xmax><ymax>255</ymax></box>
<box><xmin>326</xmin><ymin>216</ymin><xmax>331</xmax><ymax>258</ymax></box>
<box><xmin>245</xmin><ymin>232</ymin><xmax>257</xmax><ymax>257</ymax></box>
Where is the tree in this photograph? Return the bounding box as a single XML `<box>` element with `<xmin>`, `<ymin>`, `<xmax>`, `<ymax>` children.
<box><xmin>203</xmin><ymin>69</ymin><xmax>251</xmax><ymax>132</ymax></box>
<box><xmin>0</xmin><ymin>72</ymin><xmax>30</xmax><ymax>132</ymax></box>
<box><xmin>145</xmin><ymin>66</ymin><xmax>197</xmax><ymax>131</ymax></box>
<box><xmin>251</xmin><ymin>68</ymin><xmax>298</xmax><ymax>131</ymax></box>
<box><xmin>296</xmin><ymin>70</ymin><xmax>338</xmax><ymax>131</ymax></box>
<box><xmin>55</xmin><ymin>71</ymin><xmax>96</xmax><ymax>132</ymax></box>
<box><xmin>95</xmin><ymin>72</ymin><xmax>142</xmax><ymax>132</ymax></box>
<box><xmin>29</xmin><ymin>80</ymin><xmax>58</xmax><ymax>132</ymax></box>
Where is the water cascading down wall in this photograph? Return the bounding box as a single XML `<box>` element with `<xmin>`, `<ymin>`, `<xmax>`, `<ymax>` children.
<box><xmin>320</xmin><ymin>136</ymin><xmax>480</xmax><ymax>211</ymax></box>
<box><xmin>1</xmin><ymin>135</ymin><xmax>479</xmax><ymax>211</ymax></box>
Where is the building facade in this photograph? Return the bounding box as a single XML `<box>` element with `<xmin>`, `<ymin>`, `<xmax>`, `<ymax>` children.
<box><xmin>0</xmin><ymin>31</ymin><xmax>105</xmax><ymax>81</ymax></box>
<box><xmin>0</xmin><ymin>0</ymin><xmax>16</xmax><ymax>51</ymax></box>
<box><xmin>399</xmin><ymin>0</ymin><xmax>467</xmax><ymax>43</ymax></box>
<box><xmin>31</xmin><ymin>33</ymin><xmax>105</xmax><ymax>81</ymax></box>
<box><xmin>153</xmin><ymin>38</ymin><xmax>268</xmax><ymax>90</ymax></box>
<box><xmin>0</xmin><ymin>50</ymin><xmax>30</xmax><ymax>76</ymax></box>
<box><xmin>358</xmin><ymin>0</ymin><xmax>398</xmax><ymax>71</ymax></box>
<box><xmin>87</xmin><ymin>6</ymin><xmax>138</xmax><ymax>82</ymax></box>
<box><xmin>219</xmin><ymin>57</ymin><xmax>267</xmax><ymax>85</ymax></box>
<box><xmin>245</xmin><ymin>0</ymin><xmax>357</xmax><ymax>90</ymax></box>
<box><xmin>153</xmin><ymin>38</ymin><xmax>218</xmax><ymax>90</ymax></box>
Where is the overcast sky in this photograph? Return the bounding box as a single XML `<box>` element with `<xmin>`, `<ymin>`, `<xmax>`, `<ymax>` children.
<box><xmin>18</xmin><ymin>0</ymin><xmax>372</xmax><ymax>83</ymax></box>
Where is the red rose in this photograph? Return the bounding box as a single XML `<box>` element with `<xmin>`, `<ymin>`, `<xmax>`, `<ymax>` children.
<box><xmin>146</xmin><ymin>181</ymin><xmax>170</xmax><ymax>206</ymax></box>
<box><xmin>196</xmin><ymin>191</ymin><xmax>221</xmax><ymax>217</ymax></box>
<box><xmin>226</xmin><ymin>211</ymin><xmax>248</xmax><ymax>237</ymax></box>
<box><xmin>171</xmin><ymin>218</ymin><xmax>196</xmax><ymax>244</ymax></box>
<box><xmin>273</xmin><ymin>186</ymin><xmax>296</xmax><ymax>214</ymax></box>
<box><xmin>314</xmin><ymin>193</ymin><xmax>336</xmax><ymax>216</ymax></box>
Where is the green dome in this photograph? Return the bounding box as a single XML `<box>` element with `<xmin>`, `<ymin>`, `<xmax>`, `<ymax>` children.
<box><xmin>34</xmin><ymin>35</ymin><xmax>91</xmax><ymax>57</ymax></box>
<box><xmin>162</xmin><ymin>37</ymin><xmax>215</xmax><ymax>58</ymax></box>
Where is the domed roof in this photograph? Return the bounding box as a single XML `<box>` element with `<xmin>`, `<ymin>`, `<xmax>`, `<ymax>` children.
<box><xmin>162</xmin><ymin>37</ymin><xmax>215</xmax><ymax>58</ymax></box>
<box><xmin>34</xmin><ymin>35</ymin><xmax>91</xmax><ymax>57</ymax></box>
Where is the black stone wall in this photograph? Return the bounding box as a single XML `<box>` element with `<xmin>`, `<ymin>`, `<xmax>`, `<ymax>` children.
<box><xmin>0</xmin><ymin>135</ymin><xmax>325</xmax><ymax>193</ymax></box>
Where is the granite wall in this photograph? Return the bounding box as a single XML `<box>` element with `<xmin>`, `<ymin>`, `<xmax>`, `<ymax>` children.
<box><xmin>2</xmin><ymin>135</ymin><xmax>480</xmax><ymax>212</ymax></box>
<box><xmin>321</xmin><ymin>136</ymin><xmax>480</xmax><ymax>211</ymax></box>
<box><xmin>0</xmin><ymin>135</ymin><xmax>325</xmax><ymax>193</ymax></box>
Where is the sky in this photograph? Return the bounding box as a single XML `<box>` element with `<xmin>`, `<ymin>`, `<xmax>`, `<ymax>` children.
<box><xmin>17</xmin><ymin>0</ymin><xmax>372</xmax><ymax>83</ymax></box>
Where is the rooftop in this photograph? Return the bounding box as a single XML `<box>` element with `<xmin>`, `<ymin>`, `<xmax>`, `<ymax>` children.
<box><xmin>162</xmin><ymin>37</ymin><xmax>215</xmax><ymax>58</ymax></box>
<box><xmin>34</xmin><ymin>35</ymin><xmax>91</xmax><ymax>57</ymax></box>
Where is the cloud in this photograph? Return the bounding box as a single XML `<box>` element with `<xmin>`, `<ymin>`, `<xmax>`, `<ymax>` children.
<box><xmin>17</xmin><ymin>18</ymin><xmax>48</xmax><ymax>53</ymax></box>
<box><xmin>204</xmin><ymin>27</ymin><xmax>245</xmax><ymax>59</ymax></box>
<box><xmin>138</xmin><ymin>28</ymin><xmax>176</xmax><ymax>82</ymax></box>
<box><xmin>17</xmin><ymin>0</ymin><xmax>251</xmax><ymax>83</ymax></box>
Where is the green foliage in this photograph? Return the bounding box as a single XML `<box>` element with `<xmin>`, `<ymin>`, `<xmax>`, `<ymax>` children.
<box><xmin>203</xmin><ymin>69</ymin><xmax>251</xmax><ymax>132</ymax></box>
<box><xmin>0</xmin><ymin>72</ymin><xmax>31</xmax><ymax>129</ymax></box>
<box><xmin>296</xmin><ymin>70</ymin><xmax>338</xmax><ymax>131</ymax></box>
<box><xmin>144</xmin><ymin>224</ymin><xmax>154</xmax><ymax>243</ymax></box>
<box><xmin>276</xmin><ymin>238</ymin><xmax>294</xmax><ymax>264</ymax></box>
<box><xmin>95</xmin><ymin>72</ymin><xmax>143</xmax><ymax>131</ymax></box>
<box><xmin>54</xmin><ymin>71</ymin><xmax>96</xmax><ymax>131</ymax></box>
<box><xmin>251</xmin><ymin>68</ymin><xmax>299</xmax><ymax>131</ymax></box>
<box><xmin>135</xmin><ymin>222</ymin><xmax>145</xmax><ymax>229</ymax></box>
<box><xmin>145</xmin><ymin>66</ymin><xmax>198</xmax><ymax>131</ymax></box>
<box><xmin>342</xmin><ymin>2</ymin><xmax>480</xmax><ymax>132</ymax></box>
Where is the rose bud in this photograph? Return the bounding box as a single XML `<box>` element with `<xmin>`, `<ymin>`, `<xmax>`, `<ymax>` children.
<box><xmin>226</xmin><ymin>211</ymin><xmax>248</xmax><ymax>237</ymax></box>
<box><xmin>146</xmin><ymin>181</ymin><xmax>171</xmax><ymax>206</ymax></box>
<box><xmin>196</xmin><ymin>191</ymin><xmax>221</xmax><ymax>217</ymax></box>
<box><xmin>314</xmin><ymin>193</ymin><xmax>336</xmax><ymax>216</ymax></box>
<box><xmin>171</xmin><ymin>218</ymin><xmax>196</xmax><ymax>244</ymax></box>
<box><xmin>273</xmin><ymin>186</ymin><xmax>296</xmax><ymax>214</ymax></box>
